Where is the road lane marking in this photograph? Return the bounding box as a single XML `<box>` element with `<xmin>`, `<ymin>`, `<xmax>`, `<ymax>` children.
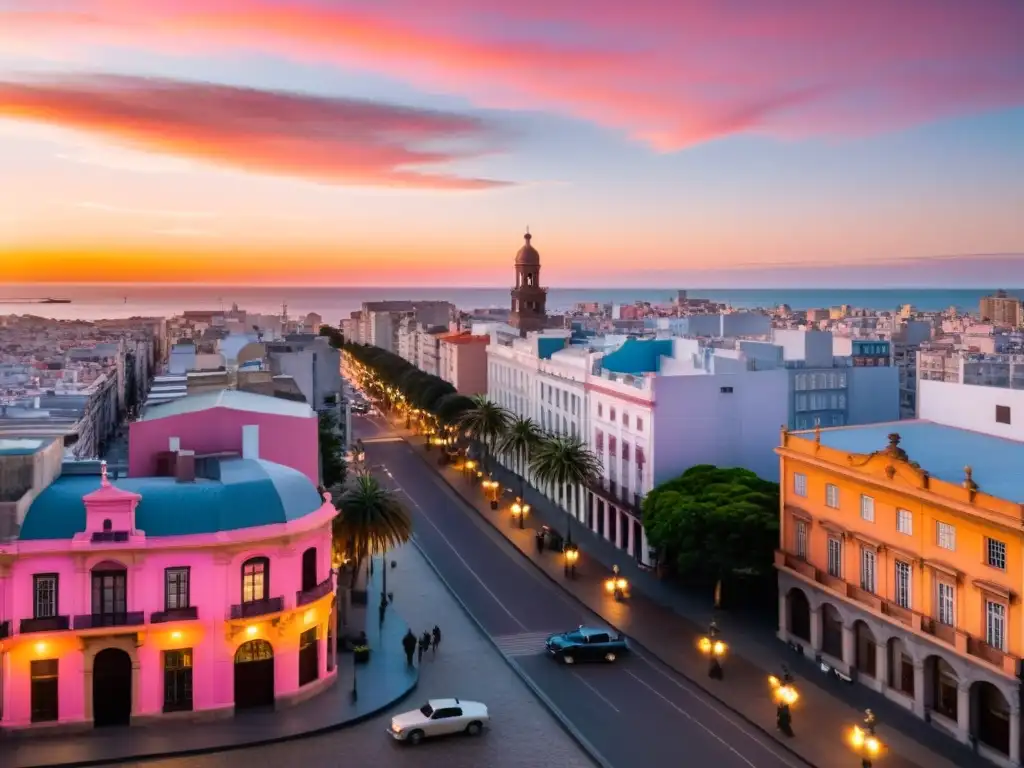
<box><xmin>624</xmin><ymin>669</ymin><xmax>759</xmax><ymax>768</ymax></box>
<box><xmin>381</xmin><ymin>467</ymin><xmax>529</xmax><ymax>632</ymax></box>
<box><xmin>627</xmin><ymin>651</ymin><xmax>806</xmax><ymax>768</ymax></box>
<box><xmin>572</xmin><ymin>672</ymin><xmax>621</xmax><ymax>713</ymax></box>
<box><xmin>494</xmin><ymin>631</ymin><xmax>560</xmax><ymax>657</ymax></box>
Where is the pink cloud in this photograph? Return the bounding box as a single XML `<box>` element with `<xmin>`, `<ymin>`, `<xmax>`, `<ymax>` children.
<box><xmin>3</xmin><ymin>1</ymin><xmax>1023</xmax><ymax>148</ymax></box>
<box><xmin>0</xmin><ymin>73</ymin><xmax>512</xmax><ymax>189</ymax></box>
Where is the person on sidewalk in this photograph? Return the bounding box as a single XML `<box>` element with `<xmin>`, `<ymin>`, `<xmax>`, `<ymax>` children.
<box><xmin>402</xmin><ymin>629</ymin><xmax>417</xmax><ymax>667</ymax></box>
<box><xmin>432</xmin><ymin>625</ymin><xmax>441</xmax><ymax>655</ymax></box>
<box><xmin>535</xmin><ymin>530</ymin><xmax>544</xmax><ymax>553</ymax></box>
<box><xmin>418</xmin><ymin>630</ymin><xmax>431</xmax><ymax>663</ymax></box>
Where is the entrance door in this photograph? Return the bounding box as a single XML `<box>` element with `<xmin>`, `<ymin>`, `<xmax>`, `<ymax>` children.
<box><xmin>234</xmin><ymin>640</ymin><xmax>275</xmax><ymax>710</ymax></box>
<box><xmin>93</xmin><ymin>648</ymin><xmax>132</xmax><ymax>727</ymax></box>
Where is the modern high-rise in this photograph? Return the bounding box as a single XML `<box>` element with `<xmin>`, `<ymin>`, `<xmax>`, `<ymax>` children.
<box><xmin>980</xmin><ymin>291</ymin><xmax>1021</xmax><ymax>328</ymax></box>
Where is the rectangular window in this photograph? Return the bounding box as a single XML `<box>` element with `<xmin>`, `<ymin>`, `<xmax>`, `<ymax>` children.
<box><xmin>163</xmin><ymin>649</ymin><xmax>194</xmax><ymax>712</ymax></box>
<box><xmin>894</xmin><ymin>561</ymin><xmax>911</xmax><ymax>608</ymax></box>
<box><xmin>609</xmin><ymin>407</ymin><xmax>616</xmax><ymax>421</ymax></box>
<box><xmin>793</xmin><ymin>473</ymin><xmax>807</xmax><ymax>497</ymax></box>
<box><xmin>827</xmin><ymin>538</ymin><xmax>842</xmax><ymax>578</ymax></box>
<box><xmin>622</xmin><ymin>411</ymin><xmax>629</xmax><ymax>425</ymax></box>
<box><xmin>33</xmin><ymin>574</ymin><xmax>58</xmax><ymax>619</ymax></box>
<box><xmin>860</xmin><ymin>495</ymin><xmax>875</xmax><ymax>522</ymax></box>
<box><xmin>825</xmin><ymin>483</ymin><xmax>839</xmax><ymax>508</ymax></box>
<box><xmin>597</xmin><ymin>403</ymin><xmax>603</xmax><ymax>418</ymax></box>
<box><xmin>987</xmin><ymin>538</ymin><xmax>1007</xmax><ymax>570</ymax></box>
<box><xmin>165</xmin><ymin>567</ymin><xmax>190</xmax><ymax>610</ymax></box>
<box><xmin>795</xmin><ymin>520</ymin><xmax>807</xmax><ymax>558</ymax></box>
<box><xmin>30</xmin><ymin>659</ymin><xmax>59</xmax><ymax>723</ymax></box>
<box><xmin>937</xmin><ymin>582</ymin><xmax>955</xmax><ymax>625</ymax></box>
<box><xmin>720</xmin><ymin>386</ymin><xmax>734</xmax><ymax>394</ymax></box>
<box><xmin>936</xmin><ymin>521</ymin><xmax>956</xmax><ymax>551</ymax></box>
<box><xmin>996</xmin><ymin>405</ymin><xmax>1011</xmax><ymax>425</ymax></box>
<box><xmin>860</xmin><ymin>547</ymin><xmax>876</xmax><ymax>593</ymax></box>
<box><xmin>986</xmin><ymin>601</ymin><xmax>1006</xmax><ymax>650</ymax></box>
<box><xmin>91</xmin><ymin>570</ymin><xmax>127</xmax><ymax>616</ymax></box>
<box><xmin>896</xmin><ymin>509</ymin><xmax>913</xmax><ymax>535</ymax></box>
<box><xmin>636</xmin><ymin>416</ymin><xmax>643</xmax><ymax>431</ymax></box>
<box><xmin>242</xmin><ymin>560</ymin><xmax>268</xmax><ymax>603</ymax></box>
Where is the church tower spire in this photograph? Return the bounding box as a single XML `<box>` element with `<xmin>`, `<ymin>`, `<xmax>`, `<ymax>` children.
<box><xmin>509</xmin><ymin>229</ymin><xmax>547</xmax><ymax>335</ymax></box>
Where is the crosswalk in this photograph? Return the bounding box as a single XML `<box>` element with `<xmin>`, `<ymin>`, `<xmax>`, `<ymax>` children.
<box><xmin>493</xmin><ymin>630</ymin><xmax>558</xmax><ymax>658</ymax></box>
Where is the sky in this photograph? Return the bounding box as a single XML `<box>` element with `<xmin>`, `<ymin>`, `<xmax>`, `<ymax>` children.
<box><xmin>0</xmin><ymin>0</ymin><xmax>1023</xmax><ymax>287</ymax></box>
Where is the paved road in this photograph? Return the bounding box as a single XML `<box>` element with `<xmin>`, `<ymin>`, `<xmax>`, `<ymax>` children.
<box><xmin>100</xmin><ymin>521</ymin><xmax>591</xmax><ymax>768</ymax></box>
<box><xmin>358</xmin><ymin>416</ymin><xmax>810</xmax><ymax>768</ymax></box>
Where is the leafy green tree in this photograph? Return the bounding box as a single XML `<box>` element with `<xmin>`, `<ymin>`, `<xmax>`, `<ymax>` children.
<box><xmin>497</xmin><ymin>416</ymin><xmax>543</xmax><ymax>498</ymax></box>
<box><xmin>318</xmin><ymin>325</ymin><xmax>345</xmax><ymax>349</ymax></box>
<box><xmin>318</xmin><ymin>410</ymin><xmax>347</xmax><ymax>490</ymax></box>
<box><xmin>642</xmin><ymin>465</ymin><xmax>779</xmax><ymax>603</ymax></box>
<box><xmin>333</xmin><ymin>473</ymin><xmax>413</xmax><ymax>588</ymax></box>
<box><xmin>457</xmin><ymin>395</ymin><xmax>512</xmax><ymax>472</ymax></box>
<box><xmin>529</xmin><ymin>434</ymin><xmax>602</xmax><ymax>541</ymax></box>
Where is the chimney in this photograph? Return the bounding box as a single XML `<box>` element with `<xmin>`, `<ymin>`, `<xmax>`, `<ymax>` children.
<box><xmin>175</xmin><ymin>450</ymin><xmax>196</xmax><ymax>483</ymax></box>
<box><xmin>169</xmin><ymin>436</ymin><xmax>181</xmax><ymax>452</ymax></box>
<box><xmin>242</xmin><ymin>425</ymin><xmax>259</xmax><ymax>459</ymax></box>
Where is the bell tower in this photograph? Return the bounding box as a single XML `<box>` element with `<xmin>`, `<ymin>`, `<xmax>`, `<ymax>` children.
<box><xmin>509</xmin><ymin>229</ymin><xmax>547</xmax><ymax>335</ymax></box>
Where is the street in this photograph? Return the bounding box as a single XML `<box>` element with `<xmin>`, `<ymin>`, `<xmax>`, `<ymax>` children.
<box><xmin>358</xmin><ymin>414</ymin><xmax>810</xmax><ymax>768</ymax></box>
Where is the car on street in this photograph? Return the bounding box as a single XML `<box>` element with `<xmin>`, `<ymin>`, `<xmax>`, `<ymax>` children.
<box><xmin>388</xmin><ymin>698</ymin><xmax>489</xmax><ymax>745</ymax></box>
<box><xmin>546</xmin><ymin>626</ymin><xmax>629</xmax><ymax>664</ymax></box>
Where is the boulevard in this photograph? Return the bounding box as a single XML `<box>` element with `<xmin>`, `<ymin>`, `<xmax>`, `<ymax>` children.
<box><xmin>355</xmin><ymin>414</ymin><xmax>808</xmax><ymax>768</ymax></box>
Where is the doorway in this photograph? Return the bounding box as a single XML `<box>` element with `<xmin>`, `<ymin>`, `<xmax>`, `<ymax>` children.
<box><xmin>234</xmin><ymin>640</ymin><xmax>275</xmax><ymax>710</ymax></box>
<box><xmin>93</xmin><ymin>648</ymin><xmax>132</xmax><ymax>727</ymax></box>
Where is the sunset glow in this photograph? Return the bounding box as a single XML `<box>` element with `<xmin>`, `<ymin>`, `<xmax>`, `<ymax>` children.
<box><xmin>2</xmin><ymin>0</ymin><xmax>1022</xmax><ymax>285</ymax></box>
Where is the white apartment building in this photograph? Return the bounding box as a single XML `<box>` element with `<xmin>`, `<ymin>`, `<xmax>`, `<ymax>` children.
<box><xmin>918</xmin><ymin>378</ymin><xmax>1024</xmax><ymax>439</ymax></box>
<box><xmin>919</xmin><ymin>351</ymin><xmax>1024</xmax><ymax>392</ymax></box>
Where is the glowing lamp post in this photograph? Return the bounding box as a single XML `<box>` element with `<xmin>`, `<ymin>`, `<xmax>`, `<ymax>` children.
<box><xmin>698</xmin><ymin>635</ymin><xmax>727</xmax><ymax>680</ymax></box>
<box><xmin>510</xmin><ymin>498</ymin><xmax>529</xmax><ymax>529</ymax></box>
<box><xmin>768</xmin><ymin>667</ymin><xmax>798</xmax><ymax>737</ymax></box>
<box><xmin>850</xmin><ymin>710</ymin><xmax>882</xmax><ymax>767</ymax></box>
<box><xmin>563</xmin><ymin>543</ymin><xmax>579</xmax><ymax>579</ymax></box>
<box><xmin>463</xmin><ymin>459</ymin><xmax>477</xmax><ymax>481</ymax></box>
<box><xmin>482</xmin><ymin>477</ymin><xmax>501</xmax><ymax>509</ymax></box>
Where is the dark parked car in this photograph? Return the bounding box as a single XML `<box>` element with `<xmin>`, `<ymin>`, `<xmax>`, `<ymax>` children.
<box><xmin>546</xmin><ymin>626</ymin><xmax>628</xmax><ymax>664</ymax></box>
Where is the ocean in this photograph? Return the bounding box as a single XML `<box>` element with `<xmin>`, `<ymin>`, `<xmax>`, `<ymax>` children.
<box><xmin>0</xmin><ymin>285</ymin><xmax>1017</xmax><ymax>322</ymax></box>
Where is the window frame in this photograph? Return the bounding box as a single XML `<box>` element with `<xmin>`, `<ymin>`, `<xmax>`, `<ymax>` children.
<box><xmin>32</xmin><ymin>573</ymin><xmax>59</xmax><ymax>619</ymax></box>
<box><xmin>793</xmin><ymin>473</ymin><xmax>807</xmax><ymax>498</ymax></box>
<box><xmin>986</xmin><ymin>538</ymin><xmax>1007</xmax><ymax>571</ymax></box>
<box><xmin>894</xmin><ymin>560</ymin><xmax>911</xmax><ymax>609</ymax></box>
<box><xmin>795</xmin><ymin>520</ymin><xmax>807</xmax><ymax>559</ymax></box>
<box><xmin>986</xmin><ymin>600</ymin><xmax>1007</xmax><ymax>651</ymax></box>
<box><xmin>936</xmin><ymin>581</ymin><xmax>955</xmax><ymax>626</ymax></box>
<box><xmin>896</xmin><ymin>508</ymin><xmax>913</xmax><ymax>535</ymax></box>
<box><xmin>163</xmin><ymin>648</ymin><xmax>194</xmax><ymax>713</ymax></box>
<box><xmin>827</xmin><ymin>537</ymin><xmax>842</xmax><ymax>578</ymax></box>
<box><xmin>241</xmin><ymin>556</ymin><xmax>270</xmax><ymax>604</ymax></box>
<box><xmin>936</xmin><ymin>521</ymin><xmax>956</xmax><ymax>551</ymax></box>
<box><xmin>825</xmin><ymin>483</ymin><xmax>840</xmax><ymax>509</ymax></box>
<box><xmin>164</xmin><ymin>567</ymin><xmax>191</xmax><ymax>611</ymax></box>
<box><xmin>860</xmin><ymin>546</ymin><xmax>876</xmax><ymax>593</ymax></box>
<box><xmin>859</xmin><ymin>494</ymin><xmax>875</xmax><ymax>522</ymax></box>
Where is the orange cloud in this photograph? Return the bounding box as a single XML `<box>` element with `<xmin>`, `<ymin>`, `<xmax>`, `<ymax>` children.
<box><xmin>0</xmin><ymin>73</ymin><xmax>512</xmax><ymax>189</ymax></box>
<box><xmin>4</xmin><ymin>1</ymin><xmax>1023</xmax><ymax>148</ymax></box>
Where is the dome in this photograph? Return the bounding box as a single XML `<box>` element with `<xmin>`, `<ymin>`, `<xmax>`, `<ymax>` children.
<box><xmin>515</xmin><ymin>232</ymin><xmax>540</xmax><ymax>266</ymax></box>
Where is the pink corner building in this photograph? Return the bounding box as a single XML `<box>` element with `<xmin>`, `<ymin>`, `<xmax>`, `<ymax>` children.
<box><xmin>0</xmin><ymin>391</ymin><xmax>337</xmax><ymax>730</ymax></box>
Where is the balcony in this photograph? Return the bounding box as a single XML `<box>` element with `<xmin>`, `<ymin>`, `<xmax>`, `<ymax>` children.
<box><xmin>967</xmin><ymin>636</ymin><xmax>1019</xmax><ymax>676</ymax></box>
<box><xmin>921</xmin><ymin>617</ymin><xmax>959</xmax><ymax>646</ymax></box>
<box><xmin>0</xmin><ymin>620</ymin><xmax>9</xmax><ymax>640</ymax></box>
<box><xmin>151</xmin><ymin>606</ymin><xmax>199</xmax><ymax>624</ymax></box>
<box><xmin>846</xmin><ymin>584</ymin><xmax>883</xmax><ymax>611</ymax></box>
<box><xmin>73</xmin><ymin>612</ymin><xmax>145</xmax><ymax>630</ymax></box>
<box><xmin>587</xmin><ymin>479</ymin><xmax>643</xmax><ymax>517</ymax></box>
<box><xmin>296</xmin><ymin>577</ymin><xmax>333</xmax><ymax>607</ymax></box>
<box><xmin>20</xmin><ymin>616</ymin><xmax>71</xmax><ymax>634</ymax></box>
<box><xmin>881</xmin><ymin>601</ymin><xmax>914</xmax><ymax>628</ymax></box>
<box><xmin>230</xmin><ymin>596</ymin><xmax>284</xmax><ymax>620</ymax></box>
<box><xmin>774</xmin><ymin>549</ymin><xmax>818</xmax><ymax>580</ymax></box>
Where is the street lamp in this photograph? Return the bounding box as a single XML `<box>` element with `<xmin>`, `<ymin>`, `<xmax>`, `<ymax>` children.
<box><xmin>563</xmin><ymin>543</ymin><xmax>579</xmax><ymax>578</ymax></box>
<box><xmin>510</xmin><ymin>497</ymin><xmax>529</xmax><ymax>529</ymax></box>
<box><xmin>697</xmin><ymin>634</ymin><xmax>727</xmax><ymax>680</ymax></box>
<box><xmin>483</xmin><ymin>477</ymin><xmax>501</xmax><ymax>509</ymax></box>
<box><xmin>768</xmin><ymin>667</ymin><xmax>798</xmax><ymax>737</ymax></box>
<box><xmin>849</xmin><ymin>710</ymin><xmax>882</xmax><ymax>767</ymax></box>
<box><xmin>463</xmin><ymin>459</ymin><xmax>477</xmax><ymax>480</ymax></box>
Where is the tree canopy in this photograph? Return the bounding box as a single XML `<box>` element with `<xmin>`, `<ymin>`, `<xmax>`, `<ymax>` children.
<box><xmin>641</xmin><ymin>465</ymin><xmax>779</xmax><ymax>586</ymax></box>
<box><xmin>318</xmin><ymin>325</ymin><xmax>345</xmax><ymax>349</ymax></box>
<box><xmin>318</xmin><ymin>409</ymin><xmax>347</xmax><ymax>490</ymax></box>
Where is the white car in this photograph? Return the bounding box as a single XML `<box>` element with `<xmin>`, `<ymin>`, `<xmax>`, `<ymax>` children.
<box><xmin>388</xmin><ymin>698</ymin><xmax>489</xmax><ymax>745</ymax></box>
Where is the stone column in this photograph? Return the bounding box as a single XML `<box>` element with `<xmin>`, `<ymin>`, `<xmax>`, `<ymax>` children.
<box><xmin>809</xmin><ymin>606</ymin><xmax>822</xmax><ymax>652</ymax></box>
<box><xmin>875</xmin><ymin>640</ymin><xmax>888</xmax><ymax>686</ymax></box>
<box><xmin>1010</xmin><ymin>702</ymin><xmax>1021</xmax><ymax>766</ymax></box>
<box><xmin>777</xmin><ymin>593</ymin><xmax>788</xmax><ymax>640</ymax></box>
<box><xmin>956</xmin><ymin>681</ymin><xmax>971</xmax><ymax>741</ymax></box>
<box><xmin>912</xmin><ymin>661</ymin><xmax>926</xmax><ymax>717</ymax></box>
<box><xmin>842</xmin><ymin>623</ymin><xmax>856</xmax><ymax>669</ymax></box>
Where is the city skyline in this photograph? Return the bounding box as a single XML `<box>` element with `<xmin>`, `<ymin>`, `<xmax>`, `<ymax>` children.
<box><xmin>2</xmin><ymin>1</ymin><xmax>1023</xmax><ymax>286</ymax></box>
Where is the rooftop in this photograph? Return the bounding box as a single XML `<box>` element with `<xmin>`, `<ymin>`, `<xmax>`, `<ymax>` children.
<box><xmin>809</xmin><ymin>420</ymin><xmax>1024</xmax><ymax>502</ymax></box>
<box><xmin>0</xmin><ymin>437</ymin><xmax>54</xmax><ymax>456</ymax></box>
<box><xmin>19</xmin><ymin>457</ymin><xmax>324</xmax><ymax>540</ymax></box>
<box><xmin>140</xmin><ymin>389</ymin><xmax>314</xmax><ymax>421</ymax></box>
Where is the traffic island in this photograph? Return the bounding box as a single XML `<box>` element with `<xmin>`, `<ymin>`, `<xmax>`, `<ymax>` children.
<box><xmin>0</xmin><ymin>566</ymin><xmax>417</xmax><ymax>768</ymax></box>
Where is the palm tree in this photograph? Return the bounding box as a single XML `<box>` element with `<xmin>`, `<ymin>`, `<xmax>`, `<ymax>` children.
<box><xmin>530</xmin><ymin>434</ymin><xmax>602</xmax><ymax>545</ymax></box>
<box><xmin>457</xmin><ymin>395</ymin><xmax>512</xmax><ymax>472</ymax></box>
<box><xmin>333</xmin><ymin>473</ymin><xmax>413</xmax><ymax>591</ymax></box>
<box><xmin>497</xmin><ymin>416</ymin><xmax>543</xmax><ymax>499</ymax></box>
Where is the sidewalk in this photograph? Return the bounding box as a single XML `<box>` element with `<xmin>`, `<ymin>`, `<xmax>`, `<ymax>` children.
<box><xmin>397</xmin><ymin>425</ymin><xmax>989</xmax><ymax>768</ymax></box>
<box><xmin>0</xmin><ymin>566</ymin><xmax>418</xmax><ymax>768</ymax></box>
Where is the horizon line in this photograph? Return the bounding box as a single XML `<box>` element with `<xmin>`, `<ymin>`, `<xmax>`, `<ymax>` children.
<box><xmin>0</xmin><ymin>282</ymin><xmax>1019</xmax><ymax>290</ymax></box>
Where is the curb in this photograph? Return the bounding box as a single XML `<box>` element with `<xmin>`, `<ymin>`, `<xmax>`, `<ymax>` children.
<box><xmin>404</xmin><ymin>437</ymin><xmax>817</xmax><ymax>768</ymax></box>
<box><xmin>409</xmin><ymin>536</ymin><xmax>611</xmax><ymax>768</ymax></box>
<box><xmin>9</xmin><ymin>650</ymin><xmax>419</xmax><ymax>768</ymax></box>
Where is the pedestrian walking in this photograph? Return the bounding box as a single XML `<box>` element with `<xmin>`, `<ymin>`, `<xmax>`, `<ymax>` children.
<box><xmin>418</xmin><ymin>630</ymin><xmax>430</xmax><ymax>663</ymax></box>
<box><xmin>431</xmin><ymin>625</ymin><xmax>441</xmax><ymax>656</ymax></box>
<box><xmin>402</xmin><ymin>629</ymin><xmax>417</xmax><ymax>667</ymax></box>
<box><xmin>535</xmin><ymin>530</ymin><xmax>544</xmax><ymax>553</ymax></box>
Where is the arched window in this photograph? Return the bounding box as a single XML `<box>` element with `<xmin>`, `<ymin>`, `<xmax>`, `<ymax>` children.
<box><xmin>241</xmin><ymin>557</ymin><xmax>269</xmax><ymax>603</ymax></box>
<box><xmin>301</xmin><ymin>547</ymin><xmax>318</xmax><ymax>593</ymax></box>
<box><xmin>102</xmin><ymin>519</ymin><xmax>113</xmax><ymax>532</ymax></box>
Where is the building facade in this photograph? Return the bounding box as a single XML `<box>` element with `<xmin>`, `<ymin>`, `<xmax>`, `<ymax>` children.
<box><xmin>437</xmin><ymin>332</ymin><xmax>489</xmax><ymax>395</ymax></box>
<box><xmin>0</xmin><ymin>392</ymin><xmax>337</xmax><ymax>730</ymax></box>
<box><xmin>775</xmin><ymin>422</ymin><xmax>1022</xmax><ymax>766</ymax></box>
<box><xmin>980</xmin><ymin>291</ymin><xmax>1021</xmax><ymax>329</ymax></box>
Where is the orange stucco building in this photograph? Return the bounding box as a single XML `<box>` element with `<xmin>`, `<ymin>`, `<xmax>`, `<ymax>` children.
<box><xmin>775</xmin><ymin>421</ymin><xmax>1023</xmax><ymax>767</ymax></box>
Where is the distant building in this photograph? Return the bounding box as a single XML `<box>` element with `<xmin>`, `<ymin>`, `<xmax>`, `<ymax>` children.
<box><xmin>437</xmin><ymin>331</ymin><xmax>489</xmax><ymax>395</ymax></box>
<box><xmin>980</xmin><ymin>291</ymin><xmax>1021</xmax><ymax>328</ymax></box>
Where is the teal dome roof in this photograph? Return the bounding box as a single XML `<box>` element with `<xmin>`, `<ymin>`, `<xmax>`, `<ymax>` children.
<box><xmin>19</xmin><ymin>458</ymin><xmax>324</xmax><ymax>541</ymax></box>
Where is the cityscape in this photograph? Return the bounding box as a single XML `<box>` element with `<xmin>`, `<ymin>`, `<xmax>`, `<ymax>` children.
<box><xmin>2</xmin><ymin>3</ymin><xmax>1024</xmax><ymax>768</ymax></box>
